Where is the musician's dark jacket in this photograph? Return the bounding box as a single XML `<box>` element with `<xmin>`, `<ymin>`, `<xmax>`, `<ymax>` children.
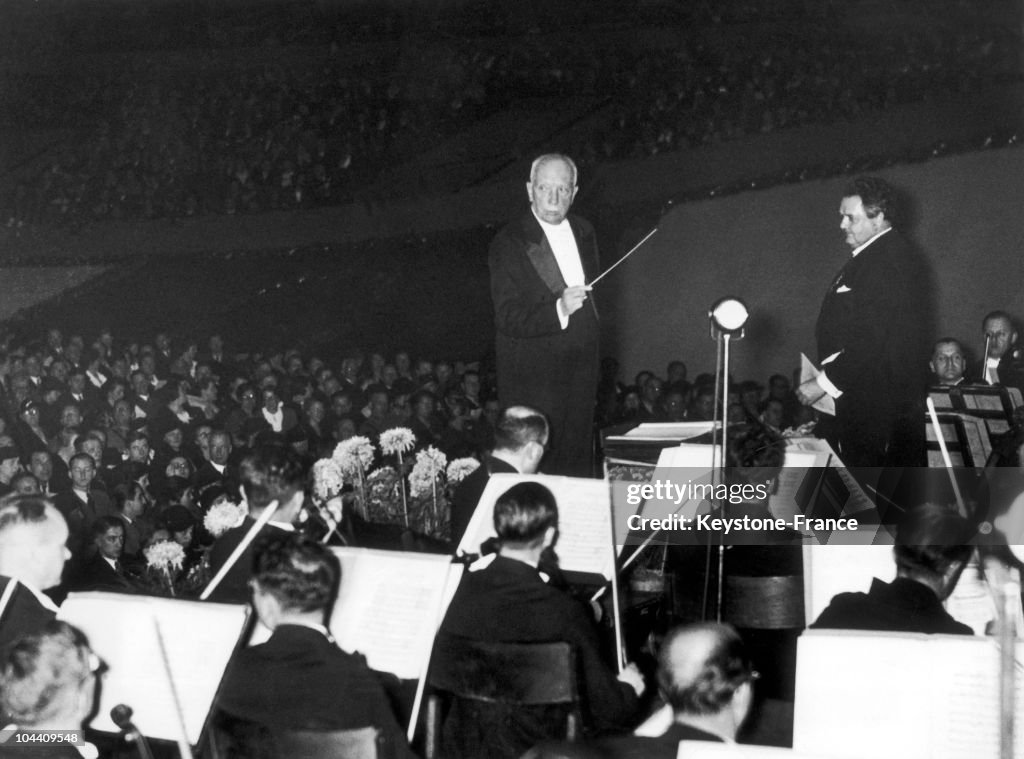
<box><xmin>449</xmin><ymin>455</ymin><xmax>517</xmax><ymax>546</ymax></box>
<box><xmin>213</xmin><ymin>624</ymin><xmax>415</xmax><ymax>759</ymax></box>
<box><xmin>810</xmin><ymin>576</ymin><xmax>973</xmax><ymax>635</ymax></box>
<box><xmin>206</xmin><ymin>518</ymin><xmax>291</xmax><ymax>604</ymax></box>
<box><xmin>0</xmin><ymin>577</ymin><xmax>56</xmax><ymax>656</ymax></box>
<box><xmin>438</xmin><ymin>555</ymin><xmax>638</xmax><ymax>757</ymax></box>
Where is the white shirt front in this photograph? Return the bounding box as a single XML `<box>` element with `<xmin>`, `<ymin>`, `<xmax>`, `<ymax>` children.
<box><xmin>262</xmin><ymin>407</ymin><xmax>284</xmax><ymax>432</ymax></box>
<box><xmin>986</xmin><ymin>356</ymin><xmax>1001</xmax><ymax>384</ymax></box>
<box><xmin>535</xmin><ymin>213</ymin><xmax>585</xmax><ymax>330</ymax></box>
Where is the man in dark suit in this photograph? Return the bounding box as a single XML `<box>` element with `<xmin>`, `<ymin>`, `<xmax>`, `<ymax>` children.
<box><xmin>195</xmin><ymin>429</ymin><xmax>238</xmax><ymax>495</ymax></box>
<box><xmin>212</xmin><ymin>532</ymin><xmax>415</xmax><ymax>759</ymax></box>
<box><xmin>0</xmin><ymin>496</ymin><xmax>71</xmax><ymax>656</ymax></box>
<box><xmin>205</xmin><ymin>445</ymin><xmax>306</xmax><ymax>604</ymax></box>
<box><xmin>53</xmin><ymin>452</ymin><xmax>114</xmax><ymax>562</ymax></box>
<box><xmin>490</xmin><ymin>154</ymin><xmax>600</xmax><ymax>477</ymax></box>
<box><xmin>975</xmin><ymin>310</ymin><xmax>1024</xmax><ymax>392</ymax></box>
<box><xmin>449</xmin><ymin>405</ymin><xmax>547</xmax><ymax>546</ymax></box>
<box><xmin>72</xmin><ymin>516</ymin><xmax>138</xmax><ymax>593</ymax></box>
<box><xmin>528</xmin><ymin>623</ymin><xmax>755</xmax><ymax>759</ymax></box>
<box><xmin>797</xmin><ymin>176</ymin><xmax>927</xmax><ymax>467</ymax></box>
<box><xmin>811</xmin><ymin>503</ymin><xmax>974</xmax><ymax>635</ymax></box>
<box><xmin>439</xmin><ymin>482</ymin><xmax>644</xmax><ymax>758</ymax></box>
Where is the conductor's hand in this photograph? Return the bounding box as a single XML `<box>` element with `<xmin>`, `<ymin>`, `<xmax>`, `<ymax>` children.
<box><xmin>796</xmin><ymin>378</ymin><xmax>825</xmax><ymax>406</ymax></box>
<box><xmin>617</xmin><ymin>662</ymin><xmax>646</xmax><ymax>697</ymax></box>
<box><xmin>559</xmin><ymin>286</ymin><xmax>589</xmax><ymax>317</ymax></box>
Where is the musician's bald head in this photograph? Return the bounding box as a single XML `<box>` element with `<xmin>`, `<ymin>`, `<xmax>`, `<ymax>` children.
<box><xmin>657</xmin><ymin>623</ymin><xmax>755</xmax><ymax>741</ymax></box>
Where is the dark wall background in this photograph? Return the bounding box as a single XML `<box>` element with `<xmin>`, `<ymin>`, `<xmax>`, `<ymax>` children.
<box><xmin>7</xmin><ymin>145</ymin><xmax>1024</xmax><ymax>379</ymax></box>
<box><xmin>602</xmin><ymin>146</ymin><xmax>1024</xmax><ymax>382</ymax></box>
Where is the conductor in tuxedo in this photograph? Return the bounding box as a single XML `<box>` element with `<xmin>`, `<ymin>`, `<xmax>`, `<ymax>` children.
<box><xmin>797</xmin><ymin>176</ymin><xmax>927</xmax><ymax>468</ymax></box>
<box><xmin>490</xmin><ymin>154</ymin><xmax>600</xmax><ymax>477</ymax></box>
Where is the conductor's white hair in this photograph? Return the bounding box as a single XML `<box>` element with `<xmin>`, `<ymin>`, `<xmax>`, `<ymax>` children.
<box><xmin>529</xmin><ymin>154</ymin><xmax>578</xmax><ymax>187</ymax></box>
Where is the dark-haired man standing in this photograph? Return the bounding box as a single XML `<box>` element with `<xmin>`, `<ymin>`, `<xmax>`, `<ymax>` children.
<box><xmin>797</xmin><ymin>176</ymin><xmax>927</xmax><ymax>467</ymax></box>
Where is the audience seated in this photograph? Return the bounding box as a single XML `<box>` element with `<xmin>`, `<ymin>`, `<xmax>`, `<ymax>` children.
<box><xmin>3</xmin><ymin>2</ymin><xmax>1015</xmax><ymax>231</ymax></box>
<box><xmin>71</xmin><ymin>515</ymin><xmax>138</xmax><ymax>593</ymax></box>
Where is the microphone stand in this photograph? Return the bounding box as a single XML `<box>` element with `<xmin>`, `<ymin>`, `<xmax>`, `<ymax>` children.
<box><xmin>110</xmin><ymin>704</ymin><xmax>155</xmax><ymax>759</ymax></box>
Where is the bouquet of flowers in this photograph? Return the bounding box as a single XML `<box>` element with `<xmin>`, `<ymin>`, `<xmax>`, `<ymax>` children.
<box><xmin>332</xmin><ymin>437</ymin><xmax>374</xmax><ymax>517</ymax></box>
<box><xmin>312</xmin><ymin>458</ymin><xmax>345</xmax><ymax>503</ymax></box>
<box><xmin>204</xmin><ymin>500</ymin><xmax>248</xmax><ymax>538</ymax></box>
<box><xmin>446</xmin><ymin>457</ymin><xmax>480</xmax><ymax>486</ymax></box>
<box><xmin>379</xmin><ymin>428</ymin><xmax>416</xmax><ymax>525</ymax></box>
<box><xmin>309</xmin><ymin>434</ymin><xmax>479</xmax><ymax>543</ymax></box>
<box><xmin>144</xmin><ymin>540</ymin><xmax>186</xmax><ymax>597</ymax></box>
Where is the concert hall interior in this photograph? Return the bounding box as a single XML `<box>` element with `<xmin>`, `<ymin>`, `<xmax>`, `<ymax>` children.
<box><xmin>1</xmin><ymin>1</ymin><xmax>1023</xmax><ymax>757</ymax></box>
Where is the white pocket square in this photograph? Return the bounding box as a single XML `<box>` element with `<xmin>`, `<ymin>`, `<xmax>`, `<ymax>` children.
<box><xmin>835</xmin><ymin>285</ymin><xmax>852</xmax><ymax>293</ymax></box>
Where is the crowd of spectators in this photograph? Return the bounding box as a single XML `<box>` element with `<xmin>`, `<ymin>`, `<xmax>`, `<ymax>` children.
<box><xmin>0</xmin><ymin>323</ymin><xmax>813</xmax><ymax>578</ymax></box>
<box><xmin>2</xmin><ymin>1</ymin><xmax>1018</xmax><ymax>230</ymax></box>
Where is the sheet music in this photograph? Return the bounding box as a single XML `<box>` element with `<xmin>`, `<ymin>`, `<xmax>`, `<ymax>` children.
<box><xmin>928</xmin><ymin>637</ymin><xmax>1009</xmax><ymax>759</ymax></box>
<box><xmin>329</xmin><ymin>548</ymin><xmax>460</xmax><ymax>680</ymax></box>
<box><xmin>801</xmin><ymin>543</ymin><xmax>896</xmax><ymax>626</ymax></box>
<box><xmin>800</xmin><ymin>353</ymin><xmax>836</xmax><ymax>416</ymax></box>
<box><xmin>618</xmin><ymin>421</ymin><xmax>717</xmax><ymax>440</ymax></box>
<box><xmin>632</xmin><ymin>444</ymin><xmax>716</xmax><ymax>523</ymax></box>
<box><xmin>782</xmin><ymin>437</ymin><xmax>875</xmax><ymax>517</ymax></box>
<box><xmin>457</xmin><ymin>473</ymin><xmax>615</xmax><ymax>579</ymax></box>
<box><xmin>769</xmin><ymin>451</ymin><xmax>823</xmax><ymax>525</ymax></box>
<box><xmin>961</xmin><ymin>415</ymin><xmax>991</xmax><ymax>464</ymax></box>
<box><xmin>795</xmin><ymin>631</ymin><xmax>935</xmax><ymax>759</ymax></box>
<box><xmin>987</xmin><ymin>419</ymin><xmax>1011</xmax><ymax>435</ymax></box>
<box><xmin>678</xmin><ymin>743</ymin><xmax>837</xmax><ymax>759</ymax></box>
<box><xmin>797</xmin><ymin>631</ymin><xmax>1024</xmax><ymax>759</ymax></box>
<box><xmin>963</xmin><ymin>393</ymin><xmax>1004</xmax><ymax>412</ymax></box>
<box><xmin>944</xmin><ymin>556</ymin><xmax>998</xmax><ymax>635</ymax></box>
<box><xmin>59</xmin><ymin>593</ymin><xmax>247</xmax><ymax>743</ymax></box>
